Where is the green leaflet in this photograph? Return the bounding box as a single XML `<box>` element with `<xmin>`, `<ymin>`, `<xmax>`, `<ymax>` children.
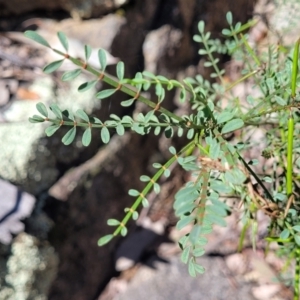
<box><xmin>24</xmin><ymin>30</ymin><xmax>51</xmax><ymax>48</ymax></box>
<box><xmin>62</xmin><ymin>127</ymin><xmax>76</xmax><ymax>145</ymax></box>
<box><xmin>57</xmin><ymin>32</ymin><xmax>68</xmax><ymax>51</ymax></box>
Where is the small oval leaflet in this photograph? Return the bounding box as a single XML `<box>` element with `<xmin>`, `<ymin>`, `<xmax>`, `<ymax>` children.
<box><xmin>198</xmin><ymin>21</ymin><xmax>205</xmax><ymax>33</ymax></box>
<box><xmin>116</xmin><ymin>124</ymin><xmax>125</xmax><ymax>136</ymax></box>
<box><xmin>43</xmin><ymin>59</ymin><xmax>64</xmax><ymax>74</ymax></box>
<box><xmin>57</xmin><ymin>31</ymin><xmax>68</xmax><ymax>52</ymax></box>
<box><xmin>98</xmin><ymin>49</ymin><xmax>107</xmax><ymax>70</ymax></box>
<box><xmin>84</xmin><ymin>44</ymin><xmax>92</xmax><ymax>61</ymax></box>
<box><xmin>45</xmin><ymin>124</ymin><xmax>60</xmax><ymax>137</ymax></box>
<box><xmin>24</xmin><ymin>30</ymin><xmax>51</xmax><ymax>48</ymax></box>
<box><xmin>62</xmin><ymin>69</ymin><xmax>81</xmax><ymax>81</ymax></box>
<box><xmin>181</xmin><ymin>246</ymin><xmax>190</xmax><ymax>264</ymax></box>
<box><xmin>107</xmin><ymin>219</ymin><xmax>120</xmax><ymax>226</ymax></box>
<box><xmin>82</xmin><ymin>127</ymin><xmax>92</xmax><ymax>146</ymax></box>
<box><xmin>142</xmin><ymin>198</ymin><xmax>149</xmax><ymax>207</ymax></box>
<box><xmin>121</xmin><ymin>99</ymin><xmax>134</xmax><ymax>107</ymax></box>
<box><xmin>101</xmin><ymin>126</ymin><xmax>110</xmax><ymax>144</ymax></box>
<box><xmin>128</xmin><ymin>189</ymin><xmax>140</xmax><ymax>197</ymax></box>
<box><xmin>62</xmin><ymin>127</ymin><xmax>76</xmax><ymax>145</ymax></box>
<box><xmin>116</xmin><ymin>61</ymin><xmax>125</xmax><ymax>80</ymax></box>
<box><xmin>188</xmin><ymin>260</ymin><xmax>196</xmax><ymax>277</ymax></box>
<box><xmin>221</xmin><ymin>118</ymin><xmax>244</xmax><ymax>134</ymax></box>
<box><xmin>29</xmin><ymin>115</ymin><xmax>45</xmax><ymax>123</ymax></box>
<box><xmin>98</xmin><ymin>234</ymin><xmax>113</xmax><ymax>246</ymax></box>
<box><xmin>78</xmin><ymin>80</ymin><xmax>97</xmax><ymax>93</ymax></box>
<box><xmin>189</xmin><ymin>224</ymin><xmax>202</xmax><ymax>245</ymax></box>
<box><xmin>293</xmin><ymin>225</ymin><xmax>300</xmax><ymax>232</ymax></box>
<box><xmin>36</xmin><ymin>102</ymin><xmax>48</xmax><ymax>117</ymax></box>
<box><xmin>121</xmin><ymin>227</ymin><xmax>128</xmax><ymax>237</ymax></box>
<box><xmin>279</xmin><ymin>229</ymin><xmax>290</xmax><ymax>240</ymax></box>
<box><xmin>76</xmin><ymin>109</ymin><xmax>89</xmax><ymax>122</ymax></box>
<box><xmin>217</xmin><ymin>110</ymin><xmax>234</xmax><ymax>124</ymax></box>
<box><xmin>96</xmin><ymin>89</ymin><xmax>116</xmax><ymax>99</ymax></box>
<box><xmin>49</xmin><ymin>103</ymin><xmax>63</xmax><ymax>119</ymax></box>
<box><xmin>193</xmin><ymin>247</ymin><xmax>205</xmax><ymax>257</ymax></box>
<box><xmin>176</xmin><ymin>216</ymin><xmax>194</xmax><ymax>230</ymax></box>
<box><xmin>226</xmin><ymin>11</ymin><xmax>233</xmax><ymax>25</ymax></box>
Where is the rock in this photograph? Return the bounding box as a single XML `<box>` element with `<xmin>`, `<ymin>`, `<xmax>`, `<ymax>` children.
<box><xmin>0</xmin><ymin>14</ymin><xmax>125</xmax><ymax>195</ymax></box>
<box><xmin>47</xmin><ymin>133</ymin><xmax>160</xmax><ymax>300</ymax></box>
<box><xmin>0</xmin><ymin>233</ymin><xmax>58</xmax><ymax>300</ymax></box>
<box><xmin>0</xmin><ymin>179</ymin><xmax>35</xmax><ymax>245</ymax></box>
<box><xmin>115</xmin><ymin>218</ymin><xmax>165</xmax><ymax>272</ymax></box>
<box><xmin>0</xmin><ymin>75</ymin><xmax>98</xmax><ymax>194</ymax></box>
<box><xmin>113</xmin><ymin>255</ymin><xmax>256</xmax><ymax>300</ymax></box>
<box><xmin>0</xmin><ymin>0</ymin><xmax>130</xmax><ymax>18</ymax></box>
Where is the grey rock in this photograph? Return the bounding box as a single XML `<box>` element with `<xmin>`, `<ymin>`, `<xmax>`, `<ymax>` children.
<box><xmin>0</xmin><ymin>0</ymin><xmax>130</xmax><ymax>18</ymax></box>
<box><xmin>115</xmin><ymin>255</ymin><xmax>256</xmax><ymax>300</ymax></box>
<box><xmin>0</xmin><ymin>233</ymin><xmax>58</xmax><ymax>300</ymax></box>
<box><xmin>0</xmin><ymin>179</ymin><xmax>35</xmax><ymax>245</ymax></box>
<box><xmin>0</xmin><ymin>75</ymin><xmax>97</xmax><ymax>194</ymax></box>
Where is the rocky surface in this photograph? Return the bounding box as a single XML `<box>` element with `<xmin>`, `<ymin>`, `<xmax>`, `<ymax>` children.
<box><xmin>0</xmin><ymin>0</ymin><xmax>129</xmax><ymax>18</ymax></box>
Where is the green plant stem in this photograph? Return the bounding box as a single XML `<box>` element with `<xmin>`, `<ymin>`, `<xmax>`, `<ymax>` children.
<box><xmin>239</xmin><ymin>33</ymin><xmax>261</xmax><ymax>67</ymax></box>
<box><xmin>286</xmin><ymin>112</ymin><xmax>294</xmax><ymax>196</ymax></box>
<box><xmin>225</xmin><ymin>69</ymin><xmax>260</xmax><ymax>92</ymax></box>
<box><xmin>53</xmin><ymin>48</ymin><xmax>184</xmax><ymax>123</ymax></box>
<box><xmin>111</xmin><ymin>140</ymin><xmax>196</xmax><ymax>237</ymax></box>
<box><xmin>41</xmin><ymin>118</ymin><xmax>182</xmax><ymax>129</ymax></box>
